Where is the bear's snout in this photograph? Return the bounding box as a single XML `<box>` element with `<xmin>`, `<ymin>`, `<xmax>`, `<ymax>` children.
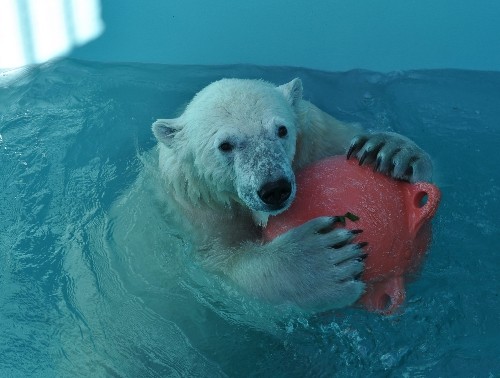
<box><xmin>257</xmin><ymin>179</ymin><xmax>292</xmax><ymax>209</ymax></box>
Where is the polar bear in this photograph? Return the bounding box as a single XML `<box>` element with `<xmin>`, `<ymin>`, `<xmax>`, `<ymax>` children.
<box><xmin>152</xmin><ymin>78</ymin><xmax>432</xmax><ymax>313</ymax></box>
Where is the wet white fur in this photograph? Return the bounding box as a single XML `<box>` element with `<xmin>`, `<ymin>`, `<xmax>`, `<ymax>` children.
<box><xmin>152</xmin><ymin>78</ymin><xmax>432</xmax><ymax>312</ymax></box>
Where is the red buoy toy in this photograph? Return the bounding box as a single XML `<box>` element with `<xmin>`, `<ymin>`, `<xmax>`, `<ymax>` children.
<box><xmin>264</xmin><ymin>156</ymin><xmax>441</xmax><ymax>314</ymax></box>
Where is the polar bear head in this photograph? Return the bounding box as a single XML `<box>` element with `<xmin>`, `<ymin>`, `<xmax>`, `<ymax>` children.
<box><xmin>152</xmin><ymin>78</ymin><xmax>303</xmax><ymax>220</ymax></box>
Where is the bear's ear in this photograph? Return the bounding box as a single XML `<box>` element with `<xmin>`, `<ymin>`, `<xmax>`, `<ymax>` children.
<box><xmin>278</xmin><ymin>78</ymin><xmax>303</xmax><ymax>107</ymax></box>
<box><xmin>152</xmin><ymin>118</ymin><xmax>181</xmax><ymax>147</ymax></box>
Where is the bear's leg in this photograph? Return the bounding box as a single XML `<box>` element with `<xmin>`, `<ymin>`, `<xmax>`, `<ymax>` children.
<box><xmin>224</xmin><ymin>216</ymin><xmax>366</xmax><ymax>313</ymax></box>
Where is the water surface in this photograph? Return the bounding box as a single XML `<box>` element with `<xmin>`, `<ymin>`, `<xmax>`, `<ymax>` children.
<box><xmin>0</xmin><ymin>60</ymin><xmax>499</xmax><ymax>377</ymax></box>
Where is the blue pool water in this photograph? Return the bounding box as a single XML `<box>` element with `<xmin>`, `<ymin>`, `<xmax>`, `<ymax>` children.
<box><xmin>0</xmin><ymin>60</ymin><xmax>499</xmax><ymax>377</ymax></box>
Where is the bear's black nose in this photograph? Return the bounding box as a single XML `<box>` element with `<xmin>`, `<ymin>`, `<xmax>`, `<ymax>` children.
<box><xmin>258</xmin><ymin>179</ymin><xmax>292</xmax><ymax>208</ymax></box>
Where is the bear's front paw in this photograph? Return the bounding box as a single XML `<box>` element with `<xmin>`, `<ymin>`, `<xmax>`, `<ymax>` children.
<box><xmin>274</xmin><ymin>216</ymin><xmax>367</xmax><ymax>311</ymax></box>
<box><xmin>347</xmin><ymin>132</ymin><xmax>432</xmax><ymax>183</ymax></box>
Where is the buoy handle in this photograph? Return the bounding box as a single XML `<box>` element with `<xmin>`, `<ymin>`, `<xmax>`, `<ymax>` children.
<box><xmin>405</xmin><ymin>182</ymin><xmax>441</xmax><ymax>237</ymax></box>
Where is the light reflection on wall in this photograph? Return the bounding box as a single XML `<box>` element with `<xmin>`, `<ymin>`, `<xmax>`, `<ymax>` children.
<box><xmin>0</xmin><ymin>0</ymin><xmax>104</xmax><ymax>68</ymax></box>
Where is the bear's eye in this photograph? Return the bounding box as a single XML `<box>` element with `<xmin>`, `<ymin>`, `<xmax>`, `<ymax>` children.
<box><xmin>218</xmin><ymin>142</ymin><xmax>234</xmax><ymax>152</ymax></box>
<box><xmin>277</xmin><ymin>125</ymin><xmax>288</xmax><ymax>138</ymax></box>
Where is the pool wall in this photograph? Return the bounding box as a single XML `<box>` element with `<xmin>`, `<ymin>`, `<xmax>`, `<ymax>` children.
<box><xmin>69</xmin><ymin>0</ymin><xmax>500</xmax><ymax>72</ymax></box>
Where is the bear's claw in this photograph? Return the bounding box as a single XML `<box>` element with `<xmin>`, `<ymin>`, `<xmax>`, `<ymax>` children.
<box><xmin>347</xmin><ymin>132</ymin><xmax>432</xmax><ymax>182</ymax></box>
<box><xmin>346</xmin><ymin>135</ymin><xmax>367</xmax><ymax>160</ymax></box>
